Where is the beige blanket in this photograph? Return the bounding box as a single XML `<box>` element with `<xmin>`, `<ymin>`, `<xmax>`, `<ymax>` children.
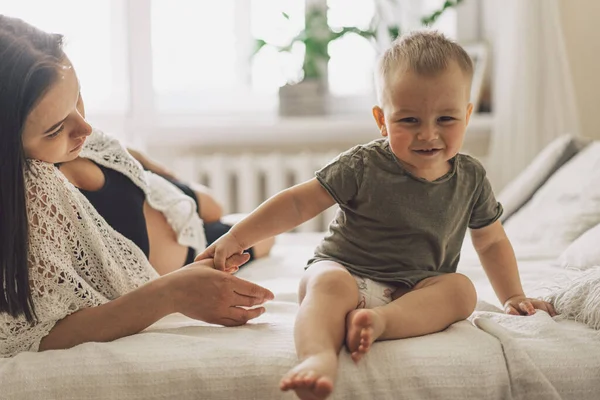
<box><xmin>0</xmin><ymin>233</ymin><xmax>597</xmax><ymax>400</ymax></box>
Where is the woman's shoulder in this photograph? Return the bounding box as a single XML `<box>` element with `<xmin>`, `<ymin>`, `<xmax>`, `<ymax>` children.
<box><xmin>80</xmin><ymin>128</ymin><xmax>144</xmax><ymax>179</ymax></box>
<box><xmin>24</xmin><ymin>160</ymin><xmax>64</xmax><ymax>190</ymax></box>
<box><xmin>81</xmin><ymin>128</ymin><xmax>121</xmax><ymax>154</ymax></box>
<box><xmin>23</xmin><ymin>162</ymin><xmax>75</xmax><ymax>228</ymax></box>
<box><xmin>25</xmin><ymin>158</ymin><xmax>57</xmax><ymax>173</ymax></box>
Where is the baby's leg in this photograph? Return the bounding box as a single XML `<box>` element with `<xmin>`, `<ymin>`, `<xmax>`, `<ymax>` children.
<box><xmin>280</xmin><ymin>261</ymin><xmax>359</xmax><ymax>400</ymax></box>
<box><xmin>346</xmin><ymin>273</ymin><xmax>477</xmax><ymax>362</ymax></box>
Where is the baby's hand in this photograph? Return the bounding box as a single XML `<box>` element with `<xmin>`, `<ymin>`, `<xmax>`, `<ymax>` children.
<box><xmin>503</xmin><ymin>295</ymin><xmax>557</xmax><ymax>317</ymax></box>
<box><xmin>195</xmin><ymin>233</ymin><xmax>248</xmax><ymax>271</ymax></box>
<box><xmin>222</xmin><ymin>253</ymin><xmax>251</xmax><ymax>274</ymax></box>
<box><xmin>189</xmin><ymin>253</ymin><xmax>249</xmax><ymax>274</ymax></box>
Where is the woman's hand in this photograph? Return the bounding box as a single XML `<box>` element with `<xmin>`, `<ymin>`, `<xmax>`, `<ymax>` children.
<box><xmin>38</xmin><ymin>255</ymin><xmax>271</xmax><ymax>351</ymax></box>
<box><xmin>165</xmin><ymin>256</ymin><xmax>274</xmax><ymax>326</ymax></box>
<box><xmin>195</xmin><ymin>233</ymin><xmax>248</xmax><ymax>272</ymax></box>
<box><xmin>503</xmin><ymin>294</ymin><xmax>557</xmax><ymax>317</ymax></box>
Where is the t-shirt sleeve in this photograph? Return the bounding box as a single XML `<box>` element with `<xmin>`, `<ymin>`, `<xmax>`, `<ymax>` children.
<box><xmin>315</xmin><ymin>147</ymin><xmax>364</xmax><ymax>206</ymax></box>
<box><xmin>469</xmin><ymin>173</ymin><xmax>504</xmax><ymax>229</ymax></box>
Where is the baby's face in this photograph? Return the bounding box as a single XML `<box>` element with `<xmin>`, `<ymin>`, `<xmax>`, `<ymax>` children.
<box><xmin>377</xmin><ymin>62</ymin><xmax>473</xmax><ymax>180</ymax></box>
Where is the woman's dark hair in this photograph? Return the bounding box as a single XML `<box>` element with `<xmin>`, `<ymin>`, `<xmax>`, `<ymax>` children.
<box><xmin>0</xmin><ymin>15</ymin><xmax>65</xmax><ymax>322</ymax></box>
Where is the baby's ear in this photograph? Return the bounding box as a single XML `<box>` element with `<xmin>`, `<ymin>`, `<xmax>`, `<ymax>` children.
<box><xmin>372</xmin><ymin>106</ymin><xmax>386</xmax><ymax>136</ymax></box>
<box><xmin>465</xmin><ymin>103</ymin><xmax>474</xmax><ymax>125</ymax></box>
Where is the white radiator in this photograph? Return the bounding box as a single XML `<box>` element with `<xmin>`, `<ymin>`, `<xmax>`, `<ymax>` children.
<box><xmin>172</xmin><ymin>151</ymin><xmax>342</xmax><ymax>232</ymax></box>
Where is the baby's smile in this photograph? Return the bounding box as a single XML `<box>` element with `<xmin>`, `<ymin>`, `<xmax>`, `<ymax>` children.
<box><xmin>411</xmin><ymin>147</ymin><xmax>443</xmax><ymax>157</ymax></box>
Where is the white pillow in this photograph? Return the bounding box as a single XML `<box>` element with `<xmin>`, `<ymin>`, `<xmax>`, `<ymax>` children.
<box><xmin>504</xmin><ymin>141</ymin><xmax>600</xmax><ymax>249</ymax></box>
<box><xmin>558</xmin><ymin>223</ymin><xmax>600</xmax><ymax>270</ymax></box>
<box><xmin>498</xmin><ymin>134</ymin><xmax>589</xmax><ymax>222</ymax></box>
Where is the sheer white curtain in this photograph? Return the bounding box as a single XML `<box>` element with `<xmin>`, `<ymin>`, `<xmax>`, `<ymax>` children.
<box><xmin>487</xmin><ymin>0</ymin><xmax>580</xmax><ymax>191</ymax></box>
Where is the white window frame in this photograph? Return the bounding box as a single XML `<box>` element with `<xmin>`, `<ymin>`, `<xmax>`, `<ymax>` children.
<box><xmin>85</xmin><ymin>0</ymin><xmax>485</xmax><ymax>149</ymax></box>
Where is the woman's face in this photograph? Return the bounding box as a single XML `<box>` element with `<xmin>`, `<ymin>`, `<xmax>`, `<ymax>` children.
<box><xmin>21</xmin><ymin>59</ymin><xmax>92</xmax><ymax>164</ymax></box>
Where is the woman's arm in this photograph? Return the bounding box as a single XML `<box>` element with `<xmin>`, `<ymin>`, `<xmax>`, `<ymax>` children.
<box><xmin>39</xmin><ymin>275</ymin><xmax>172</xmax><ymax>350</ymax></box>
<box><xmin>127</xmin><ymin>147</ymin><xmax>178</xmax><ymax>181</ymax></box>
<box><xmin>39</xmin><ymin>259</ymin><xmax>274</xmax><ymax>351</ymax></box>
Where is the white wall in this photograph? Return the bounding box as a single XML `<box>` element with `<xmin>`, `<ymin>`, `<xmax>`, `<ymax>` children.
<box><xmin>481</xmin><ymin>0</ymin><xmax>599</xmax><ymax>142</ymax></box>
<box><xmin>560</xmin><ymin>0</ymin><xmax>600</xmax><ymax>140</ymax></box>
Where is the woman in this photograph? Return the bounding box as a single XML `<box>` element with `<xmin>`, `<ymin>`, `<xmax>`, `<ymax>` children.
<box><xmin>0</xmin><ymin>15</ymin><xmax>274</xmax><ymax>358</ymax></box>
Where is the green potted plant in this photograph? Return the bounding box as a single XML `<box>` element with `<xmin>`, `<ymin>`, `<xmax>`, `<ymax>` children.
<box><xmin>254</xmin><ymin>0</ymin><xmax>463</xmax><ymax>117</ymax></box>
<box><xmin>254</xmin><ymin>3</ymin><xmax>381</xmax><ymax>116</ymax></box>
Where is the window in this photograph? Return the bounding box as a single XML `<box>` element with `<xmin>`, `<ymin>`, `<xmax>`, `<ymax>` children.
<box><xmin>151</xmin><ymin>0</ymin><xmax>308</xmax><ymax>114</ymax></box>
<box><xmin>0</xmin><ymin>0</ymin><xmax>129</xmax><ymax>114</ymax></box>
<box><xmin>2</xmin><ymin>0</ymin><xmax>469</xmax><ymax>124</ymax></box>
<box><xmin>325</xmin><ymin>0</ymin><xmax>459</xmax><ymax>107</ymax></box>
<box><xmin>422</xmin><ymin>0</ymin><xmax>458</xmax><ymax>38</ymax></box>
<box><xmin>250</xmin><ymin>0</ymin><xmax>306</xmax><ymax>93</ymax></box>
<box><xmin>327</xmin><ymin>0</ymin><xmax>377</xmax><ymax>97</ymax></box>
<box><xmin>151</xmin><ymin>0</ymin><xmax>242</xmax><ymax>112</ymax></box>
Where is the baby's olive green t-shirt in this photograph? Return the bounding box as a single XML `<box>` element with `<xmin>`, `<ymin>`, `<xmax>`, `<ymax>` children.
<box><xmin>307</xmin><ymin>138</ymin><xmax>503</xmax><ymax>287</ymax></box>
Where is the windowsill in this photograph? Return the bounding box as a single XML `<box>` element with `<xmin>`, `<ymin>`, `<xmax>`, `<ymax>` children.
<box><xmin>145</xmin><ymin>113</ymin><xmax>494</xmax><ymax>155</ymax></box>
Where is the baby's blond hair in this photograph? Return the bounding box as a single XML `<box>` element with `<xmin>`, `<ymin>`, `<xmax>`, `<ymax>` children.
<box><xmin>375</xmin><ymin>30</ymin><xmax>473</xmax><ymax>106</ymax></box>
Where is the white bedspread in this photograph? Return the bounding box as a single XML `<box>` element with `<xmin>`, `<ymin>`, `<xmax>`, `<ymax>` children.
<box><xmin>0</xmin><ymin>233</ymin><xmax>598</xmax><ymax>400</ymax></box>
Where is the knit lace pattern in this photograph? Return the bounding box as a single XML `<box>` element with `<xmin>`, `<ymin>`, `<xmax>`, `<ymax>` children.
<box><xmin>0</xmin><ymin>129</ymin><xmax>205</xmax><ymax>357</ymax></box>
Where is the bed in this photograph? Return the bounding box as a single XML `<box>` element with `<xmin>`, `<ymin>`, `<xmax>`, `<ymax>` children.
<box><xmin>2</xmin><ymin>134</ymin><xmax>600</xmax><ymax>400</ymax></box>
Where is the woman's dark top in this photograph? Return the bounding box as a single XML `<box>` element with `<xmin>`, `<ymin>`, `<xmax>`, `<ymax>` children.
<box><xmin>78</xmin><ymin>162</ymin><xmax>150</xmax><ymax>257</ymax></box>
<box><xmin>77</xmin><ymin>162</ymin><xmax>253</xmax><ymax>266</ymax></box>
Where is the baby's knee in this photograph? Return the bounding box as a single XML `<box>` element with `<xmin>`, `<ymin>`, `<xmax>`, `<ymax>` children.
<box><xmin>448</xmin><ymin>273</ymin><xmax>477</xmax><ymax>318</ymax></box>
<box><xmin>303</xmin><ymin>263</ymin><xmax>357</xmax><ymax>298</ymax></box>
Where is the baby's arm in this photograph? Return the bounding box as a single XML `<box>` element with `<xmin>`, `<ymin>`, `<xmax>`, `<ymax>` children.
<box><xmin>470</xmin><ymin>220</ymin><xmax>557</xmax><ymax>316</ymax></box>
<box><xmin>196</xmin><ymin>178</ymin><xmax>336</xmax><ymax>270</ymax></box>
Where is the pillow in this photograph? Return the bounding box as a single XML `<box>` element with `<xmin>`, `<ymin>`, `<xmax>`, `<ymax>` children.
<box><xmin>504</xmin><ymin>141</ymin><xmax>600</xmax><ymax>249</ymax></box>
<box><xmin>557</xmin><ymin>222</ymin><xmax>600</xmax><ymax>270</ymax></box>
<box><xmin>499</xmin><ymin>134</ymin><xmax>590</xmax><ymax>222</ymax></box>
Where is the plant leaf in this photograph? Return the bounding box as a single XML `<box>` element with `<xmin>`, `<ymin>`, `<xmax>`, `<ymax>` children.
<box><xmin>388</xmin><ymin>25</ymin><xmax>400</xmax><ymax>40</ymax></box>
<box><xmin>421</xmin><ymin>0</ymin><xmax>463</xmax><ymax>26</ymax></box>
<box><xmin>253</xmin><ymin>39</ymin><xmax>267</xmax><ymax>56</ymax></box>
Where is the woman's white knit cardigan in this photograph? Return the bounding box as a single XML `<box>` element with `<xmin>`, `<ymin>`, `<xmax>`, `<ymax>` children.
<box><xmin>0</xmin><ymin>129</ymin><xmax>205</xmax><ymax>357</ymax></box>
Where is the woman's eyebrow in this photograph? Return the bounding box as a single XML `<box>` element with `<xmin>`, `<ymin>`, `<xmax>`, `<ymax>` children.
<box><xmin>43</xmin><ymin>116</ymin><xmax>68</xmax><ymax>134</ymax></box>
<box><xmin>42</xmin><ymin>79</ymin><xmax>80</xmax><ymax>135</ymax></box>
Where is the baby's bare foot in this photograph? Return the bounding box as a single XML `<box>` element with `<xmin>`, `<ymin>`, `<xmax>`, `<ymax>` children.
<box><xmin>280</xmin><ymin>352</ymin><xmax>337</xmax><ymax>400</ymax></box>
<box><xmin>345</xmin><ymin>309</ymin><xmax>383</xmax><ymax>363</ymax></box>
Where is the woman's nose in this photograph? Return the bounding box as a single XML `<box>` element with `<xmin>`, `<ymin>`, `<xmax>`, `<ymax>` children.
<box><xmin>73</xmin><ymin>112</ymin><xmax>93</xmax><ymax>138</ymax></box>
